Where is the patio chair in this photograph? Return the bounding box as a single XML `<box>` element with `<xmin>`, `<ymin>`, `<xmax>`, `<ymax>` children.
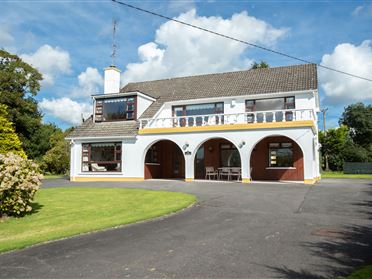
<box><xmin>230</xmin><ymin>168</ymin><xmax>241</xmax><ymax>181</ymax></box>
<box><xmin>218</xmin><ymin>167</ymin><xmax>231</xmax><ymax>180</ymax></box>
<box><xmin>91</xmin><ymin>163</ymin><xmax>106</xmax><ymax>172</ymax></box>
<box><xmin>205</xmin><ymin>166</ymin><xmax>218</xmax><ymax>180</ymax></box>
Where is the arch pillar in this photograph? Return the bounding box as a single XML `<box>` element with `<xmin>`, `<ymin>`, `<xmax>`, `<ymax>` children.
<box><xmin>185</xmin><ymin>153</ymin><xmax>195</xmax><ymax>182</ymax></box>
<box><xmin>240</xmin><ymin>145</ymin><xmax>251</xmax><ymax>183</ymax></box>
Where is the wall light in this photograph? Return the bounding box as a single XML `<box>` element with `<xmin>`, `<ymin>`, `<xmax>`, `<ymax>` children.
<box><xmin>183</xmin><ymin>143</ymin><xmax>189</xmax><ymax>150</ymax></box>
<box><xmin>238</xmin><ymin>141</ymin><xmax>246</xmax><ymax>148</ymax></box>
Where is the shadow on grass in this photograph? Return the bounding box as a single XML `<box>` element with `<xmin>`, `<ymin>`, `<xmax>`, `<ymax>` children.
<box><xmin>268</xmin><ymin>188</ymin><xmax>372</xmax><ymax>279</ymax></box>
<box><xmin>25</xmin><ymin>202</ymin><xmax>44</xmax><ymax>216</ymax></box>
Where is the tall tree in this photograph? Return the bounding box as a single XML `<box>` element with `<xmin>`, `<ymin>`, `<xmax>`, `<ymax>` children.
<box><xmin>251</xmin><ymin>61</ymin><xmax>269</xmax><ymax>69</ymax></box>
<box><xmin>0</xmin><ymin>104</ymin><xmax>26</xmax><ymax>158</ymax></box>
<box><xmin>340</xmin><ymin>103</ymin><xmax>372</xmax><ymax>148</ymax></box>
<box><xmin>0</xmin><ymin>50</ymin><xmax>43</xmax><ymax>157</ymax></box>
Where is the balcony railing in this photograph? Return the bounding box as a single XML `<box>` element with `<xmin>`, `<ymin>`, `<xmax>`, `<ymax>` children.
<box><xmin>139</xmin><ymin>109</ymin><xmax>316</xmax><ymax>129</ymax></box>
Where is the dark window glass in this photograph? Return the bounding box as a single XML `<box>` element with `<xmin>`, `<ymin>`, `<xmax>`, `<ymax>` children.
<box><xmin>145</xmin><ymin>145</ymin><xmax>158</xmax><ymax>163</ymax></box>
<box><xmin>173</xmin><ymin>103</ymin><xmax>224</xmax><ymax>127</ymax></box>
<box><xmin>82</xmin><ymin>142</ymin><xmax>122</xmax><ymax>172</ymax></box>
<box><xmin>269</xmin><ymin>143</ymin><xmax>293</xmax><ymax>167</ymax></box>
<box><xmin>96</xmin><ymin>97</ymin><xmax>136</xmax><ymax>122</ymax></box>
<box><xmin>220</xmin><ymin>144</ymin><xmax>241</xmax><ymax>167</ymax></box>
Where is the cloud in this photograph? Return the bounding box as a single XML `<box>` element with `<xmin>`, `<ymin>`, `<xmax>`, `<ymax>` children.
<box><xmin>39</xmin><ymin>97</ymin><xmax>92</xmax><ymax>126</ymax></box>
<box><xmin>21</xmin><ymin>44</ymin><xmax>72</xmax><ymax>86</ymax></box>
<box><xmin>122</xmin><ymin>9</ymin><xmax>287</xmax><ymax>84</ymax></box>
<box><xmin>352</xmin><ymin>5</ymin><xmax>372</xmax><ymax>17</ymax></box>
<box><xmin>70</xmin><ymin>67</ymin><xmax>103</xmax><ymax>98</ymax></box>
<box><xmin>0</xmin><ymin>26</ymin><xmax>14</xmax><ymax>47</ymax></box>
<box><xmin>319</xmin><ymin>40</ymin><xmax>372</xmax><ymax>104</ymax></box>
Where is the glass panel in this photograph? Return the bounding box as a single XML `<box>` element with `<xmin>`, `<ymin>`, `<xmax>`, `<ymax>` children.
<box><xmin>90</xmin><ymin>143</ymin><xmax>116</xmax><ymax>162</ymax></box>
<box><xmin>186</xmin><ymin>103</ymin><xmax>215</xmax><ymax>116</ymax></box>
<box><xmin>220</xmin><ymin>148</ymin><xmax>241</xmax><ymax>167</ymax></box>
<box><xmin>255</xmin><ymin>98</ymin><xmax>284</xmax><ymax>111</ymax></box>
<box><xmin>269</xmin><ymin>147</ymin><xmax>293</xmax><ymax>167</ymax></box>
<box><xmin>102</xmin><ymin>99</ymin><xmax>126</xmax><ymax>121</ymax></box>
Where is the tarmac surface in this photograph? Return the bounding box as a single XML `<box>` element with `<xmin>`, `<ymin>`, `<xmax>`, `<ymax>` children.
<box><xmin>1</xmin><ymin>178</ymin><xmax>372</xmax><ymax>278</ymax></box>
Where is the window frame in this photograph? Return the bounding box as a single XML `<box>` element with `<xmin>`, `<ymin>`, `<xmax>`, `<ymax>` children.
<box><xmin>267</xmin><ymin>142</ymin><xmax>294</xmax><ymax>168</ymax></box>
<box><xmin>95</xmin><ymin>96</ymin><xmax>137</xmax><ymax>122</ymax></box>
<box><xmin>245</xmin><ymin>96</ymin><xmax>295</xmax><ymax>112</ymax></box>
<box><xmin>81</xmin><ymin>142</ymin><xmax>122</xmax><ymax>172</ymax></box>
<box><xmin>172</xmin><ymin>102</ymin><xmax>224</xmax><ymax>117</ymax></box>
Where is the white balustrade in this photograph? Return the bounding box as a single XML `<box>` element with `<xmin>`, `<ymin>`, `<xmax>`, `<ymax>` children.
<box><xmin>139</xmin><ymin>109</ymin><xmax>316</xmax><ymax>129</ymax></box>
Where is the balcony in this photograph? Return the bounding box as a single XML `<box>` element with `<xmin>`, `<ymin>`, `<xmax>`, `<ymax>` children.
<box><xmin>138</xmin><ymin>109</ymin><xmax>317</xmax><ymax>134</ymax></box>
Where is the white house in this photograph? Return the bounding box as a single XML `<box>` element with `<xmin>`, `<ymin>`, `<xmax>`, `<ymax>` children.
<box><xmin>66</xmin><ymin>64</ymin><xmax>321</xmax><ymax>184</ymax></box>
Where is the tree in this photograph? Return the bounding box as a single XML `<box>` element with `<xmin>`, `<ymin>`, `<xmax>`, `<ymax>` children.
<box><xmin>41</xmin><ymin>128</ymin><xmax>74</xmax><ymax>174</ymax></box>
<box><xmin>319</xmin><ymin>125</ymin><xmax>348</xmax><ymax>171</ymax></box>
<box><xmin>0</xmin><ymin>50</ymin><xmax>43</xmax><ymax>157</ymax></box>
<box><xmin>340</xmin><ymin>103</ymin><xmax>372</xmax><ymax>148</ymax></box>
<box><xmin>251</xmin><ymin>61</ymin><xmax>269</xmax><ymax>69</ymax></box>
<box><xmin>0</xmin><ymin>104</ymin><xmax>26</xmax><ymax>158</ymax></box>
<box><xmin>28</xmin><ymin>123</ymin><xmax>61</xmax><ymax>160</ymax></box>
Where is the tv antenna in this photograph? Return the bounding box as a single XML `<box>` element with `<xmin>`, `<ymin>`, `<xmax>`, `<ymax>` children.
<box><xmin>111</xmin><ymin>19</ymin><xmax>118</xmax><ymax>66</ymax></box>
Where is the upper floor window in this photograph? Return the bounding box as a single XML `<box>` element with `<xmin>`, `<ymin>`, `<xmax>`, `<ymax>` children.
<box><xmin>172</xmin><ymin>102</ymin><xmax>224</xmax><ymax>126</ymax></box>
<box><xmin>95</xmin><ymin>96</ymin><xmax>136</xmax><ymax>122</ymax></box>
<box><xmin>245</xmin><ymin>96</ymin><xmax>295</xmax><ymax>112</ymax></box>
<box><xmin>245</xmin><ymin>96</ymin><xmax>295</xmax><ymax>122</ymax></box>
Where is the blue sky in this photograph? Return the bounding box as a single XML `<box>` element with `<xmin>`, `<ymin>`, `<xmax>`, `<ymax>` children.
<box><xmin>1</xmin><ymin>0</ymin><xmax>372</xmax><ymax>130</ymax></box>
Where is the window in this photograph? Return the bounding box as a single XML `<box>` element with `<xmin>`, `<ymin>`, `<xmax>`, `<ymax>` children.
<box><xmin>172</xmin><ymin>102</ymin><xmax>224</xmax><ymax>126</ymax></box>
<box><xmin>82</xmin><ymin>142</ymin><xmax>122</xmax><ymax>172</ymax></box>
<box><xmin>268</xmin><ymin>142</ymin><xmax>293</xmax><ymax>167</ymax></box>
<box><xmin>145</xmin><ymin>145</ymin><xmax>158</xmax><ymax>163</ymax></box>
<box><xmin>245</xmin><ymin>96</ymin><xmax>295</xmax><ymax>122</ymax></box>
<box><xmin>95</xmin><ymin>97</ymin><xmax>136</xmax><ymax>122</ymax></box>
<box><xmin>220</xmin><ymin>143</ymin><xmax>241</xmax><ymax>167</ymax></box>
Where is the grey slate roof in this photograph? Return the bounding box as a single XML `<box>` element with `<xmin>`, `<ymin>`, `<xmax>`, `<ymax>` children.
<box><xmin>66</xmin><ymin>117</ymin><xmax>138</xmax><ymax>138</ymax></box>
<box><xmin>122</xmin><ymin>64</ymin><xmax>317</xmax><ymax>119</ymax></box>
<box><xmin>67</xmin><ymin>64</ymin><xmax>317</xmax><ymax>138</ymax></box>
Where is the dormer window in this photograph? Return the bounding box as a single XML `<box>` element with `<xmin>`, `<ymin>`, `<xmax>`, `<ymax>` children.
<box><xmin>95</xmin><ymin>96</ymin><xmax>136</xmax><ymax>122</ymax></box>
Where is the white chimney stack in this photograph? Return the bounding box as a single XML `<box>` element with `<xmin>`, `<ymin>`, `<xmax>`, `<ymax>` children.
<box><xmin>104</xmin><ymin>66</ymin><xmax>121</xmax><ymax>94</ymax></box>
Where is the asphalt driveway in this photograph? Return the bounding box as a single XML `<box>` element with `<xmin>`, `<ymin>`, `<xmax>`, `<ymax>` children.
<box><xmin>1</xmin><ymin>179</ymin><xmax>372</xmax><ymax>278</ymax></box>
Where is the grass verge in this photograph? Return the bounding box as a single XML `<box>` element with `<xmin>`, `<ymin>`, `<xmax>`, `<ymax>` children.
<box><xmin>321</xmin><ymin>171</ymin><xmax>372</xmax><ymax>179</ymax></box>
<box><xmin>0</xmin><ymin>187</ymin><xmax>196</xmax><ymax>253</ymax></box>
<box><xmin>345</xmin><ymin>265</ymin><xmax>372</xmax><ymax>278</ymax></box>
<box><xmin>42</xmin><ymin>174</ymin><xmax>66</xmax><ymax>179</ymax></box>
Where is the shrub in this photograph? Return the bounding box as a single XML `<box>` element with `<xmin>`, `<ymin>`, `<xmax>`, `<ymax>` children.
<box><xmin>0</xmin><ymin>153</ymin><xmax>43</xmax><ymax>217</ymax></box>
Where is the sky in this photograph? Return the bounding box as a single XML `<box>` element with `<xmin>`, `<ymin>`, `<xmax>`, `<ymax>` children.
<box><xmin>1</xmin><ymin>0</ymin><xmax>372</xmax><ymax>130</ymax></box>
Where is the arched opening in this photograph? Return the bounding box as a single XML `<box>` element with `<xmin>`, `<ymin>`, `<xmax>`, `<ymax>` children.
<box><xmin>250</xmin><ymin>136</ymin><xmax>304</xmax><ymax>181</ymax></box>
<box><xmin>194</xmin><ymin>138</ymin><xmax>241</xmax><ymax>181</ymax></box>
<box><xmin>144</xmin><ymin>140</ymin><xmax>185</xmax><ymax>179</ymax></box>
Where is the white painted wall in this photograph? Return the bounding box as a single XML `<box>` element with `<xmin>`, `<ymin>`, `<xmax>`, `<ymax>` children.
<box><xmin>104</xmin><ymin>67</ymin><xmax>121</xmax><ymax>94</ymax></box>
<box><xmin>70</xmin><ymin>126</ymin><xmax>319</xmax><ymax>181</ymax></box>
<box><xmin>150</xmin><ymin>91</ymin><xmax>317</xmax><ymax>119</ymax></box>
<box><xmin>137</xmin><ymin>95</ymin><xmax>153</xmax><ymax>118</ymax></box>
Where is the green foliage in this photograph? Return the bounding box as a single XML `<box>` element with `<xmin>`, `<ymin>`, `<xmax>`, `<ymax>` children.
<box><xmin>340</xmin><ymin>103</ymin><xmax>372</xmax><ymax>148</ymax></box>
<box><xmin>0</xmin><ymin>153</ymin><xmax>43</xmax><ymax>217</ymax></box>
<box><xmin>41</xmin><ymin>129</ymin><xmax>71</xmax><ymax>175</ymax></box>
<box><xmin>0</xmin><ymin>104</ymin><xmax>26</xmax><ymax>158</ymax></box>
<box><xmin>346</xmin><ymin>265</ymin><xmax>372</xmax><ymax>279</ymax></box>
<box><xmin>342</xmin><ymin>139</ymin><xmax>371</xmax><ymax>163</ymax></box>
<box><xmin>319</xmin><ymin>125</ymin><xmax>348</xmax><ymax>171</ymax></box>
<box><xmin>28</xmin><ymin>123</ymin><xmax>61</xmax><ymax>160</ymax></box>
<box><xmin>251</xmin><ymin>61</ymin><xmax>269</xmax><ymax>69</ymax></box>
<box><xmin>0</xmin><ymin>50</ymin><xmax>43</xmax><ymax>158</ymax></box>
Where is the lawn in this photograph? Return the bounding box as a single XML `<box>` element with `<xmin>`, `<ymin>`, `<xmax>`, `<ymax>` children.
<box><xmin>42</xmin><ymin>174</ymin><xmax>66</xmax><ymax>179</ymax></box>
<box><xmin>346</xmin><ymin>265</ymin><xmax>372</xmax><ymax>278</ymax></box>
<box><xmin>0</xmin><ymin>187</ymin><xmax>196</xmax><ymax>253</ymax></box>
<box><xmin>321</xmin><ymin>171</ymin><xmax>372</xmax><ymax>179</ymax></box>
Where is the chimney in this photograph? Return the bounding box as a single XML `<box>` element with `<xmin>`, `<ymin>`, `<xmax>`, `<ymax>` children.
<box><xmin>104</xmin><ymin>66</ymin><xmax>121</xmax><ymax>94</ymax></box>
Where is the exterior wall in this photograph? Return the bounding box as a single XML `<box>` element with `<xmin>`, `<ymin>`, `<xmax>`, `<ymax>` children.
<box><xmin>69</xmin><ymin>126</ymin><xmax>319</xmax><ymax>183</ymax></box>
<box><xmin>151</xmin><ymin>91</ymin><xmax>316</xmax><ymax>119</ymax></box>
<box><xmin>137</xmin><ymin>95</ymin><xmax>153</xmax><ymax>118</ymax></box>
<box><xmin>250</xmin><ymin>136</ymin><xmax>304</xmax><ymax>181</ymax></box>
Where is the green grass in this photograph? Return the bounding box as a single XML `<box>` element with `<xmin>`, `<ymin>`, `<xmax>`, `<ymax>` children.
<box><xmin>345</xmin><ymin>265</ymin><xmax>372</xmax><ymax>278</ymax></box>
<box><xmin>42</xmin><ymin>174</ymin><xmax>66</xmax><ymax>179</ymax></box>
<box><xmin>0</xmin><ymin>187</ymin><xmax>196</xmax><ymax>253</ymax></box>
<box><xmin>321</xmin><ymin>171</ymin><xmax>372</xmax><ymax>179</ymax></box>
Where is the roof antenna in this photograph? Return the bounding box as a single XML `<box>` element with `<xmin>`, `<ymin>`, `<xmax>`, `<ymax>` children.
<box><xmin>111</xmin><ymin>19</ymin><xmax>118</xmax><ymax>67</ymax></box>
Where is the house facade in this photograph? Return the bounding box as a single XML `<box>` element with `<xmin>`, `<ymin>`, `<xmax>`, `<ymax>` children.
<box><xmin>66</xmin><ymin>64</ymin><xmax>321</xmax><ymax>184</ymax></box>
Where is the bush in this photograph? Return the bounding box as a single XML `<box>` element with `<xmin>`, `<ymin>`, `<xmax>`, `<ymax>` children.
<box><xmin>0</xmin><ymin>153</ymin><xmax>43</xmax><ymax>217</ymax></box>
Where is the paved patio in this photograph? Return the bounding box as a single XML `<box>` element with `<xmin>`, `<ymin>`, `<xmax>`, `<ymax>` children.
<box><xmin>1</xmin><ymin>178</ymin><xmax>372</xmax><ymax>278</ymax></box>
